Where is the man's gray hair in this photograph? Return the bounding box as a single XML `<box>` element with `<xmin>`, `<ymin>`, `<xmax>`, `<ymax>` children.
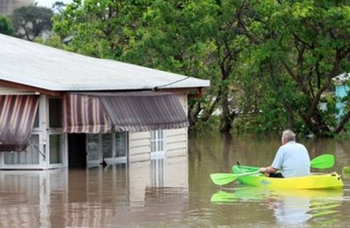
<box><xmin>282</xmin><ymin>130</ymin><xmax>296</xmax><ymax>142</ymax></box>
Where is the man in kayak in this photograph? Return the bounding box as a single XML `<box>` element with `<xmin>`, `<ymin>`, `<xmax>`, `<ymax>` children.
<box><xmin>259</xmin><ymin>129</ymin><xmax>310</xmax><ymax>178</ymax></box>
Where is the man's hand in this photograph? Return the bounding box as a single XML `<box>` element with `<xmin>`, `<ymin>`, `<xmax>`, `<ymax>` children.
<box><xmin>259</xmin><ymin>167</ymin><xmax>267</xmax><ymax>173</ymax></box>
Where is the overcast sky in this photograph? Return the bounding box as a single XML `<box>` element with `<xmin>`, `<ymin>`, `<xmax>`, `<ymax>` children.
<box><xmin>35</xmin><ymin>0</ymin><xmax>73</xmax><ymax>8</ymax></box>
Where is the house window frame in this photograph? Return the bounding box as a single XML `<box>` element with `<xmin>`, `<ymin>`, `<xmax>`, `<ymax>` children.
<box><xmin>48</xmin><ymin>97</ymin><xmax>63</xmax><ymax>129</ymax></box>
<box><xmin>48</xmin><ymin>133</ymin><xmax>64</xmax><ymax>166</ymax></box>
<box><xmin>111</xmin><ymin>132</ymin><xmax>128</xmax><ymax>164</ymax></box>
<box><xmin>86</xmin><ymin>134</ymin><xmax>101</xmax><ymax>167</ymax></box>
<box><xmin>47</xmin><ymin>96</ymin><xmax>66</xmax><ymax>169</ymax></box>
<box><xmin>150</xmin><ymin>129</ymin><xmax>166</xmax><ymax>159</ymax></box>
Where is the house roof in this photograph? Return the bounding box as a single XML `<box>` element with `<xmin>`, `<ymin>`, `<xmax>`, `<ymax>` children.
<box><xmin>0</xmin><ymin>34</ymin><xmax>210</xmax><ymax>92</ymax></box>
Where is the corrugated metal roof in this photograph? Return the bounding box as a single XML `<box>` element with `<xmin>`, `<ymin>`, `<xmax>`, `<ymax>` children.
<box><xmin>0</xmin><ymin>34</ymin><xmax>210</xmax><ymax>91</ymax></box>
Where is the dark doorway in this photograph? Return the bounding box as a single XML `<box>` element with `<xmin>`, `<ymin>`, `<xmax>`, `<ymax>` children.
<box><xmin>68</xmin><ymin>134</ymin><xmax>87</xmax><ymax>169</ymax></box>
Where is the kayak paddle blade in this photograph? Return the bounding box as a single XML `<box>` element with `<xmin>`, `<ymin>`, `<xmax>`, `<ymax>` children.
<box><xmin>210</xmin><ymin>173</ymin><xmax>238</xmax><ymax>186</ymax></box>
<box><xmin>210</xmin><ymin>171</ymin><xmax>261</xmax><ymax>186</ymax></box>
<box><xmin>310</xmin><ymin>154</ymin><xmax>335</xmax><ymax>169</ymax></box>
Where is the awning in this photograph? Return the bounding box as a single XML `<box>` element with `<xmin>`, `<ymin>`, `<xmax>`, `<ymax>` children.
<box><xmin>62</xmin><ymin>93</ymin><xmax>112</xmax><ymax>133</ymax></box>
<box><xmin>63</xmin><ymin>92</ymin><xmax>189</xmax><ymax>133</ymax></box>
<box><xmin>0</xmin><ymin>95</ymin><xmax>39</xmax><ymax>152</ymax></box>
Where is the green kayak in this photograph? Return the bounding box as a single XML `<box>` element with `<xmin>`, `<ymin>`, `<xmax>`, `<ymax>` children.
<box><xmin>232</xmin><ymin>165</ymin><xmax>344</xmax><ymax>190</ymax></box>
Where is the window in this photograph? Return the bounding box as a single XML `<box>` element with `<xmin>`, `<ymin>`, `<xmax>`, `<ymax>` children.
<box><xmin>87</xmin><ymin>132</ymin><xmax>128</xmax><ymax>166</ymax></box>
<box><xmin>49</xmin><ymin>98</ymin><xmax>62</xmax><ymax>128</ymax></box>
<box><xmin>4</xmin><ymin>134</ymin><xmax>40</xmax><ymax>165</ymax></box>
<box><xmin>150</xmin><ymin>130</ymin><xmax>165</xmax><ymax>184</ymax></box>
<box><xmin>50</xmin><ymin>134</ymin><xmax>62</xmax><ymax>164</ymax></box>
<box><xmin>115</xmin><ymin>132</ymin><xmax>127</xmax><ymax>157</ymax></box>
<box><xmin>87</xmin><ymin>134</ymin><xmax>100</xmax><ymax>163</ymax></box>
<box><xmin>33</xmin><ymin>105</ymin><xmax>39</xmax><ymax>128</ymax></box>
<box><xmin>102</xmin><ymin>134</ymin><xmax>113</xmax><ymax>158</ymax></box>
<box><xmin>151</xmin><ymin>130</ymin><xmax>165</xmax><ymax>159</ymax></box>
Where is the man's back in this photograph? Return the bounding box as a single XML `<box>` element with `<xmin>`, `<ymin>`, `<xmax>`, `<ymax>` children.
<box><xmin>271</xmin><ymin>141</ymin><xmax>310</xmax><ymax>178</ymax></box>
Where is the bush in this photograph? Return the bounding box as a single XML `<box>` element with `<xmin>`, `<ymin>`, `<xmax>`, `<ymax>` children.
<box><xmin>0</xmin><ymin>14</ymin><xmax>14</xmax><ymax>35</ymax></box>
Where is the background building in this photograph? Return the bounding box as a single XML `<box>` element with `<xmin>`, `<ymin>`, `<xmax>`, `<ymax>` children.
<box><xmin>0</xmin><ymin>0</ymin><xmax>34</xmax><ymax>16</ymax></box>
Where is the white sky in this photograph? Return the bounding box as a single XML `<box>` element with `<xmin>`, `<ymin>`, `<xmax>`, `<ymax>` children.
<box><xmin>35</xmin><ymin>0</ymin><xmax>73</xmax><ymax>8</ymax></box>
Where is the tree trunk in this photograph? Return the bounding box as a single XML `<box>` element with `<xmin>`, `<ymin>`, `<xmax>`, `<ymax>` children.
<box><xmin>284</xmin><ymin>102</ymin><xmax>294</xmax><ymax>131</ymax></box>
<box><xmin>303</xmin><ymin>111</ymin><xmax>331</xmax><ymax>137</ymax></box>
<box><xmin>220</xmin><ymin>89</ymin><xmax>231</xmax><ymax>132</ymax></box>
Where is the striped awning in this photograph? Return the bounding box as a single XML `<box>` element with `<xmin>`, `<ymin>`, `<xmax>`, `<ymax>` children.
<box><xmin>0</xmin><ymin>95</ymin><xmax>39</xmax><ymax>152</ymax></box>
<box><xmin>63</xmin><ymin>92</ymin><xmax>189</xmax><ymax>133</ymax></box>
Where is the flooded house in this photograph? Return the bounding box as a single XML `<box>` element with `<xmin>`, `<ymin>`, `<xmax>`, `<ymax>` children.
<box><xmin>0</xmin><ymin>34</ymin><xmax>210</xmax><ymax>170</ymax></box>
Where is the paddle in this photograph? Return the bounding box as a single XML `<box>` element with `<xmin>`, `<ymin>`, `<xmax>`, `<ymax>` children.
<box><xmin>210</xmin><ymin>154</ymin><xmax>335</xmax><ymax>186</ymax></box>
<box><xmin>210</xmin><ymin>171</ymin><xmax>260</xmax><ymax>186</ymax></box>
<box><xmin>310</xmin><ymin>154</ymin><xmax>334</xmax><ymax>169</ymax></box>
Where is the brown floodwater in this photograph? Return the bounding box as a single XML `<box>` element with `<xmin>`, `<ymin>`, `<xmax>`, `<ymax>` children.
<box><xmin>0</xmin><ymin>132</ymin><xmax>349</xmax><ymax>227</ymax></box>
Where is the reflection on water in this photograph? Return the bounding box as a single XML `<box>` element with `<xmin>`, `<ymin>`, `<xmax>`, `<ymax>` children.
<box><xmin>0</xmin><ymin>133</ymin><xmax>350</xmax><ymax>227</ymax></box>
<box><xmin>0</xmin><ymin>156</ymin><xmax>189</xmax><ymax>227</ymax></box>
<box><xmin>211</xmin><ymin>187</ymin><xmax>343</xmax><ymax>227</ymax></box>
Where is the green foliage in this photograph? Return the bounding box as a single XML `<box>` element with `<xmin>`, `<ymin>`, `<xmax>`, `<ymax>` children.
<box><xmin>35</xmin><ymin>35</ymin><xmax>67</xmax><ymax>49</ymax></box>
<box><xmin>342</xmin><ymin>165</ymin><xmax>350</xmax><ymax>174</ymax></box>
<box><xmin>53</xmin><ymin>0</ymin><xmax>151</xmax><ymax>58</ymax></box>
<box><xmin>0</xmin><ymin>14</ymin><xmax>14</xmax><ymax>36</ymax></box>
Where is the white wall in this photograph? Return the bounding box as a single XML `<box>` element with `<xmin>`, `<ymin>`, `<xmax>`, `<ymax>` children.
<box><xmin>128</xmin><ymin>131</ymin><xmax>151</xmax><ymax>162</ymax></box>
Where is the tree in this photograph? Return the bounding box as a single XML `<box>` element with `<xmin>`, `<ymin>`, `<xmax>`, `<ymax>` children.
<box><xmin>53</xmin><ymin>0</ymin><xmax>150</xmax><ymax>58</ymax></box>
<box><xmin>241</xmin><ymin>1</ymin><xmax>350</xmax><ymax>136</ymax></box>
<box><xmin>0</xmin><ymin>14</ymin><xmax>14</xmax><ymax>35</ymax></box>
<box><xmin>12</xmin><ymin>6</ymin><xmax>54</xmax><ymax>41</ymax></box>
<box><xmin>52</xmin><ymin>1</ymin><xmax>67</xmax><ymax>13</ymax></box>
<box><xmin>119</xmin><ymin>0</ymin><xmax>222</xmax><ymax>127</ymax></box>
<box><xmin>35</xmin><ymin>34</ymin><xmax>67</xmax><ymax>49</ymax></box>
